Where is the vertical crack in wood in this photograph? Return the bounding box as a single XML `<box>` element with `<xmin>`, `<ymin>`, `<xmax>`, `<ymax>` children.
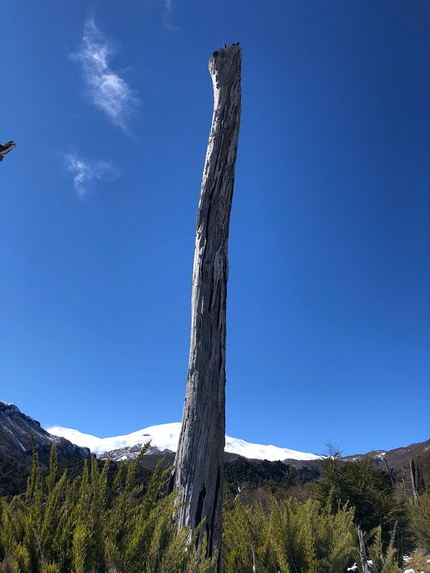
<box><xmin>207</xmin><ymin>466</ymin><xmax>221</xmax><ymax>558</ymax></box>
<box><xmin>195</xmin><ymin>484</ymin><xmax>207</xmax><ymax>536</ymax></box>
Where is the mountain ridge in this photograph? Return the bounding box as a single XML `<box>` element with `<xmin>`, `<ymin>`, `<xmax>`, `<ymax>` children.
<box><xmin>1</xmin><ymin>401</ymin><xmax>428</xmax><ymax>471</ymax></box>
<box><xmin>47</xmin><ymin>422</ymin><xmax>320</xmax><ymax>463</ymax></box>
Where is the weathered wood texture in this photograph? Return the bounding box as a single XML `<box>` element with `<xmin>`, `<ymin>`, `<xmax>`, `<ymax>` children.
<box><xmin>410</xmin><ymin>459</ymin><xmax>418</xmax><ymax>502</ymax></box>
<box><xmin>358</xmin><ymin>530</ymin><xmax>370</xmax><ymax>573</ymax></box>
<box><xmin>172</xmin><ymin>44</ymin><xmax>241</xmax><ymax>563</ymax></box>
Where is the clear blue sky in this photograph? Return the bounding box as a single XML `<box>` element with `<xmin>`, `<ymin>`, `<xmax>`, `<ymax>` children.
<box><xmin>1</xmin><ymin>1</ymin><xmax>429</xmax><ymax>456</ymax></box>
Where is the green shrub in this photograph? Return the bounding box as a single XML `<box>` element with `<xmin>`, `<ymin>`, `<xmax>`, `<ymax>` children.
<box><xmin>408</xmin><ymin>492</ymin><xmax>430</xmax><ymax>552</ymax></box>
<box><xmin>0</xmin><ymin>443</ymin><xmax>216</xmax><ymax>573</ymax></box>
<box><xmin>223</xmin><ymin>494</ymin><xmax>356</xmax><ymax>573</ymax></box>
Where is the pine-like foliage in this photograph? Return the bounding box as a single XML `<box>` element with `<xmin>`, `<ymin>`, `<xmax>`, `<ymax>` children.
<box><xmin>222</xmin><ymin>494</ymin><xmax>356</xmax><ymax>573</ymax></box>
<box><xmin>366</xmin><ymin>524</ymin><xmax>403</xmax><ymax>573</ymax></box>
<box><xmin>408</xmin><ymin>492</ymin><xmax>430</xmax><ymax>552</ymax></box>
<box><xmin>1</xmin><ymin>441</ymin><xmax>428</xmax><ymax>573</ymax></box>
<box><xmin>0</xmin><ymin>443</ymin><xmax>216</xmax><ymax>573</ymax></box>
<box><xmin>316</xmin><ymin>448</ymin><xmax>413</xmax><ymax>557</ymax></box>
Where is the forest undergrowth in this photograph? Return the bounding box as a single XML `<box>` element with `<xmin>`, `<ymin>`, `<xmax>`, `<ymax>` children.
<box><xmin>0</xmin><ymin>442</ymin><xmax>429</xmax><ymax>573</ymax></box>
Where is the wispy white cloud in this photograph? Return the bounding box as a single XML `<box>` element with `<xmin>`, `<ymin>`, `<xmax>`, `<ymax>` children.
<box><xmin>71</xmin><ymin>17</ymin><xmax>140</xmax><ymax>130</ymax></box>
<box><xmin>64</xmin><ymin>152</ymin><xmax>119</xmax><ymax>198</ymax></box>
<box><xmin>163</xmin><ymin>0</ymin><xmax>178</xmax><ymax>31</ymax></box>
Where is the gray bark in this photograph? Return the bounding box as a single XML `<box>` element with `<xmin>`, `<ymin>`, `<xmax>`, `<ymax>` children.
<box><xmin>410</xmin><ymin>459</ymin><xmax>418</xmax><ymax>502</ymax></box>
<box><xmin>384</xmin><ymin>457</ymin><xmax>394</xmax><ymax>488</ymax></box>
<box><xmin>358</xmin><ymin>530</ymin><xmax>369</xmax><ymax>573</ymax></box>
<box><xmin>171</xmin><ymin>43</ymin><xmax>241</xmax><ymax>564</ymax></box>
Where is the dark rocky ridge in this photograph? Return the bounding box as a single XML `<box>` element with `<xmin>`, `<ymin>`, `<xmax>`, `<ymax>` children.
<box><xmin>0</xmin><ymin>401</ymin><xmax>90</xmax><ymax>467</ymax></box>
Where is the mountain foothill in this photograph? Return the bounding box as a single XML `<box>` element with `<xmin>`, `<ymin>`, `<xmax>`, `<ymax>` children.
<box><xmin>0</xmin><ymin>400</ymin><xmax>428</xmax><ymax>499</ymax></box>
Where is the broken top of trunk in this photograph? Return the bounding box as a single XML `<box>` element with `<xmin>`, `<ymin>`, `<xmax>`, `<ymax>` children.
<box><xmin>171</xmin><ymin>43</ymin><xmax>241</xmax><ymax>567</ymax></box>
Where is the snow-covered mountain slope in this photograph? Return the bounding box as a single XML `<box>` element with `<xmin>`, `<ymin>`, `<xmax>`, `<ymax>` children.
<box><xmin>48</xmin><ymin>422</ymin><xmax>319</xmax><ymax>462</ymax></box>
<box><xmin>224</xmin><ymin>436</ymin><xmax>318</xmax><ymax>461</ymax></box>
<box><xmin>48</xmin><ymin>423</ymin><xmax>181</xmax><ymax>459</ymax></box>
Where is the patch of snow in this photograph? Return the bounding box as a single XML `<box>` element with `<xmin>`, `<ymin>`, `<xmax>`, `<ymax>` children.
<box><xmin>347</xmin><ymin>561</ymin><xmax>373</xmax><ymax>572</ymax></box>
<box><xmin>0</xmin><ymin>401</ymin><xmax>20</xmax><ymax>412</ymax></box>
<box><xmin>225</xmin><ymin>436</ymin><xmax>319</xmax><ymax>462</ymax></box>
<box><xmin>48</xmin><ymin>426</ymin><xmax>105</xmax><ymax>453</ymax></box>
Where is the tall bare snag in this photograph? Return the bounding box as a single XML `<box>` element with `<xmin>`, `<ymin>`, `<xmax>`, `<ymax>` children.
<box><xmin>171</xmin><ymin>43</ymin><xmax>242</xmax><ymax>565</ymax></box>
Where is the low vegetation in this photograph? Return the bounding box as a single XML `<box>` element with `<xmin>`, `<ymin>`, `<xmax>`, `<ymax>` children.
<box><xmin>0</xmin><ymin>442</ymin><xmax>428</xmax><ymax>572</ymax></box>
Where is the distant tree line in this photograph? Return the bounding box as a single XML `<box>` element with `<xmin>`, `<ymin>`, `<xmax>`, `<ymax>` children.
<box><xmin>224</xmin><ymin>457</ymin><xmax>319</xmax><ymax>492</ymax></box>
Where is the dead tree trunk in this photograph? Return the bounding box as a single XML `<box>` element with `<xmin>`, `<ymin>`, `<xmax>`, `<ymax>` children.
<box><xmin>410</xmin><ymin>459</ymin><xmax>418</xmax><ymax>502</ymax></box>
<box><xmin>171</xmin><ymin>43</ymin><xmax>241</xmax><ymax>565</ymax></box>
<box><xmin>358</xmin><ymin>530</ymin><xmax>369</xmax><ymax>573</ymax></box>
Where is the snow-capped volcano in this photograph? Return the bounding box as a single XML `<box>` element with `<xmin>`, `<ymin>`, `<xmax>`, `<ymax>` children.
<box><xmin>48</xmin><ymin>422</ymin><xmax>319</xmax><ymax>462</ymax></box>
